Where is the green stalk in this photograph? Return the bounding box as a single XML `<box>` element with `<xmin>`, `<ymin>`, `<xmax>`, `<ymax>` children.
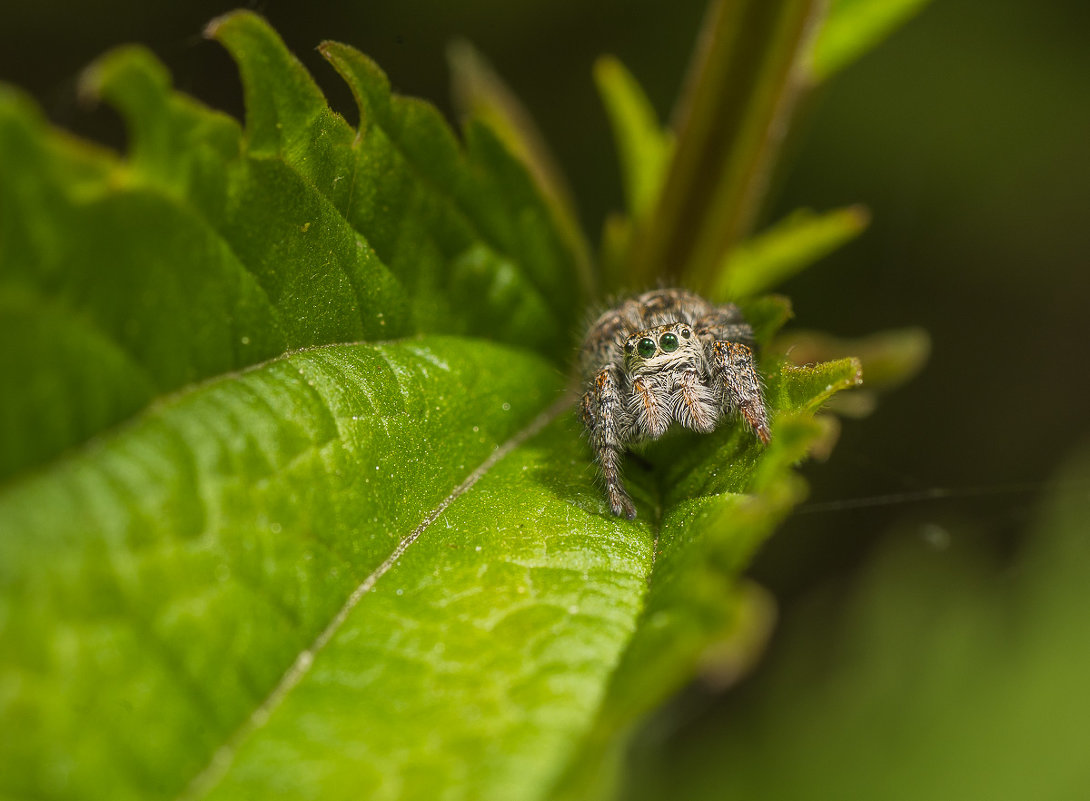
<box><xmin>629</xmin><ymin>0</ymin><xmax>825</xmax><ymax>292</ymax></box>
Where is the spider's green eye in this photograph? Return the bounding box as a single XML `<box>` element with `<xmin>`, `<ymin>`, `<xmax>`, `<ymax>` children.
<box><xmin>660</xmin><ymin>332</ymin><xmax>679</xmax><ymax>352</ymax></box>
<box><xmin>636</xmin><ymin>338</ymin><xmax>656</xmax><ymax>358</ymax></box>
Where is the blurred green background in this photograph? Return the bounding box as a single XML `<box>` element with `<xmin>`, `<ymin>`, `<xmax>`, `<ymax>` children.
<box><xmin>4</xmin><ymin>0</ymin><xmax>1088</xmax><ymax>797</ymax></box>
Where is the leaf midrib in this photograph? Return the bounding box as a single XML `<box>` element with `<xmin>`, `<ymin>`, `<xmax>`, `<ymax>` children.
<box><xmin>180</xmin><ymin>393</ymin><xmax>576</xmax><ymax>800</ymax></box>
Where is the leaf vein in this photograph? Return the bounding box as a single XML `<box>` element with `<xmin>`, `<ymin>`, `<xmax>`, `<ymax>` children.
<box><xmin>180</xmin><ymin>393</ymin><xmax>572</xmax><ymax>799</ymax></box>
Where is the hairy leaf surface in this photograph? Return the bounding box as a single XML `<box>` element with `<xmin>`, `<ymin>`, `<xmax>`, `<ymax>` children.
<box><xmin>0</xmin><ymin>339</ymin><xmax>566</xmax><ymax>799</ymax></box>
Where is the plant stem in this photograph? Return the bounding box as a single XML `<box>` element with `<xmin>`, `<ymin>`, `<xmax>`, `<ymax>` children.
<box><xmin>629</xmin><ymin>0</ymin><xmax>825</xmax><ymax>292</ymax></box>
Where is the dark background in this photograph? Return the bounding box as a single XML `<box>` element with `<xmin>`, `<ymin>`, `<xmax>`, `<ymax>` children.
<box><xmin>5</xmin><ymin>0</ymin><xmax>1089</xmax><ymax>786</ymax></box>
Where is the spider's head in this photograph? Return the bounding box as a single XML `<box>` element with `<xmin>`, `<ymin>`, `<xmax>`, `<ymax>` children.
<box><xmin>623</xmin><ymin>322</ymin><xmax>700</xmax><ymax>376</ymax></box>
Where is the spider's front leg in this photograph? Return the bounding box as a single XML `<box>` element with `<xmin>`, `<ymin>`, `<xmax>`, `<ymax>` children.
<box><xmin>581</xmin><ymin>367</ymin><xmax>637</xmax><ymax>519</ymax></box>
<box><xmin>709</xmin><ymin>340</ymin><xmax>771</xmax><ymax>444</ymax></box>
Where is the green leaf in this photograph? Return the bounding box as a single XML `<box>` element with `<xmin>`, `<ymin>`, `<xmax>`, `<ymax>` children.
<box><xmin>0</xmin><ymin>83</ymin><xmax>371</xmax><ymax>482</ymax></box>
<box><xmin>593</xmin><ymin>56</ymin><xmax>673</xmax><ymax>222</ymax></box>
<box><xmin>626</xmin><ymin>0</ymin><xmax>825</xmax><ymax>291</ymax></box>
<box><xmin>808</xmin><ymin>0</ymin><xmax>934</xmax><ymax>82</ymax></box>
<box><xmin>592</xmin><ymin>57</ymin><xmax>675</xmax><ymax>293</ymax></box>
<box><xmin>312</xmin><ymin>34</ymin><xmax>585</xmax><ymax>348</ymax></box>
<box><xmin>0</xmin><ymin>334</ymin><xmax>859</xmax><ymax>800</ymax></box>
<box><xmin>0</xmin><ymin>338</ymin><xmax>568</xmax><ymax>800</ymax></box>
<box><xmin>773</xmin><ymin>325</ymin><xmax>930</xmax><ymax>389</ymax></box>
<box><xmin>772</xmin><ymin>327</ymin><xmax>929</xmax><ymax>417</ymax></box>
<box><xmin>624</xmin><ymin>447</ymin><xmax>1090</xmax><ymax>801</ymax></box>
<box><xmin>447</xmin><ymin>40</ymin><xmax>594</xmax><ymax>296</ymax></box>
<box><xmin>0</xmin><ymin>11</ymin><xmax>868</xmax><ymax>801</ymax></box>
<box><xmin>713</xmin><ymin>206</ymin><xmax>870</xmax><ymax>300</ymax></box>
<box><xmin>1</xmin><ymin>11</ymin><xmax>585</xmax><ymax>481</ymax></box>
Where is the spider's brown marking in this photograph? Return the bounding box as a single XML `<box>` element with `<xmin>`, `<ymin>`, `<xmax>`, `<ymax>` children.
<box><xmin>636</xmin><ymin>379</ymin><xmax>657</xmax><ymax>418</ymax></box>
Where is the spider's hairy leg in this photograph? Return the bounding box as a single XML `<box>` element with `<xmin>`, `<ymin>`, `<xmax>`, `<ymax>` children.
<box><xmin>711</xmin><ymin>341</ymin><xmax>771</xmax><ymax>444</ymax></box>
<box><xmin>581</xmin><ymin>367</ymin><xmax>637</xmax><ymax>519</ymax></box>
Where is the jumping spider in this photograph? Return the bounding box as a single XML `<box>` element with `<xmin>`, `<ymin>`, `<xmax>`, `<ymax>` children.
<box><xmin>578</xmin><ymin>288</ymin><xmax>771</xmax><ymax>519</ymax></box>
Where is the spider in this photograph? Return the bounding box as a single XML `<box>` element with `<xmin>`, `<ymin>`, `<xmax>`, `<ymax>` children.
<box><xmin>578</xmin><ymin>288</ymin><xmax>771</xmax><ymax>519</ymax></box>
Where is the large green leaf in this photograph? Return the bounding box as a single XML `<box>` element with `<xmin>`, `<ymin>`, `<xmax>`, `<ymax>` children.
<box><xmin>0</xmin><ymin>338</ymin><xmax>566</xmax><ymax>799</ymax></box>
<box><xmin>0</xmin><ymin>333</ymin><xmax>860</xmax><ymax>800</ymax></box>
<box><xmin>0</xmin><ymin>10</ymin><xmax>867</xmax><ymax>801</ymax></box>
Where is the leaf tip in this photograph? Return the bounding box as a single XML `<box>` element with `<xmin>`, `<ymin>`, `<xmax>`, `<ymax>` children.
<box><xmin>0</xmin><ymin>82</ymin><xmax>37</xmax><ymax>123</ymax></box>
<box><xmin>315</xmin><ymin>38</ymin><xmax>341</xmax><ymax>59</ymax></box>
<box><xmin>201</xmin><ymin>12</ymin><xmax>228</xmax><ymax>41</ymax></box>
<box><xmin>849</xmin><ymin>355</ymin><xmax>865</xmax><ymax>387</ymax></box>
<box><xmin>76</xmin><ymin>66</ymin><xmax>105</xmax><ymax>109</ymax></box>
<box><xmin>315</xmin><ymin>39</ymin><xmax>351</xmax><ymax>78</ymax></box>
<box><xmin>203</xmin><ymin>9</ymin><xmax>290</xmax><ymax>68</ymax></box>
<box><xmin>444</xmin><ymin>38</ymin><xmax>483</xmax><ymax>121</ymax></box>
<box><xmin>772</xmin><ymin>356</ymin><xmax>865</xmax><ymax>416</ymax></box>
<box><xmin>318</xmin><ymin>39</ymin><xmax>392</xmax><ymax>132</ymax></box>
<box><xmin>202</xmin><ymin>9</ymin><xmax>259</xmax><ymax>42</ymax></box>
<box><xmin>592</xmin><ymin>54</ymin><xmax>622</xmax><ymax>86</ymax></box>
<box><xmin>77</xmin><ymin>45</ymin><xmax>170</xmax><ymax>112</ymax></box>
<box><xmin>845</xmin><ymin>202</ymin><xmax>872</xmax><ymax>230</ymax></box>
<box><xmin>445</xmin><ymin>37</ymin><xmax>479</xmax><ymax>80</ymax></box>
<box><xmin>775</xmin><ymin>328</ymin><xmax>930</xmax><ymax>393</ymax></box>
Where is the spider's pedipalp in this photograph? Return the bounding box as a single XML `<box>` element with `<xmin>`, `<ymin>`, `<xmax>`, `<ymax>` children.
<box><xmin>672</xmin><ymin>368</ymin><xmax>718</xmax><ymax>433</ymax></box>
<box><xmin>629</xmin><ymin>375</ymin><xmax>671</xmax><ymax>439</ymax></box>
